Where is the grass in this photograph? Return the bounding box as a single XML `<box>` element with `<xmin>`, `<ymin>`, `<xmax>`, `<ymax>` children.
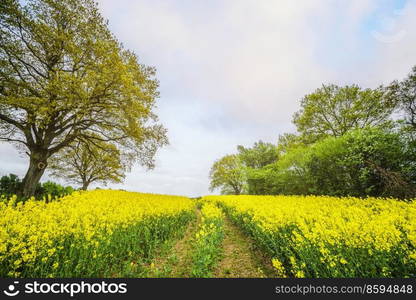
<box><xmin>141</xmin><ymin>208</ymin><xmax>202</xmax><ymax>277</ymax></box>
<box><xmin>214</xmin><ymin>217</ymin><xmax>273</xmax><ymax>278</ymax></box>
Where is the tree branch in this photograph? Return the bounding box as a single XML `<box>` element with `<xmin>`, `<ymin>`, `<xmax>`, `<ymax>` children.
<box><xmin>0</xmin><ymin>112</ymin><xmax>25</xmax><ymax>131</ymax></box>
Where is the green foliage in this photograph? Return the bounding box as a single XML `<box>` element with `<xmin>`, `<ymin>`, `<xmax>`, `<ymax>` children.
<box><xmin>261</xmin><ymin>127</ymin><xmax>416</xmax><ymax>198</ymax></box>
<box><xmin>236</xmin><ymin>141</ymin><xmax>279</xmax><ymax>195</ymax></box>
<box><xmin>0</xmin><ymin>174</ymin><xmax>73</xmax><ymax>201</ymax></box>
<box><xmin>211</xmin><ymin>70</ymin><xmax>416</xmax><ymax>199</ymax></box>
<box><xmin>209</xmin><ymin>154</ymin><xmax>246</xmax><ymax>195</ymax></box>
<box><xmin>0</xmin><ymin>174</ymin><xmax>22</xmax><ymax>198</ymax></box>
<box><xmin>237</xmin><ymin>141</ymin><xmax>278</xmax><ymax>169</ymax></box>
<box><xmin>245</xmin><ymin>166</ymin><xmax>275</xmax><ymax>195</ymax></box>
<box><xmin>389</xmin><ymin>65</ymin><xmax>416</xmax><ymax>129</ymax></box>
<box><xmin>39</xmin><ymin>181</ymin><xmax>74</xmax><ymax>200</ymax></box>
<box><xmin>293</xmin><ymin>84</ymin><xmax>397</xmax><ymax>142</ymax></box>
<box><xmin>0</xmin><ymin>0</ymin><xmax>168</xmax><ymax>197</ymax></box>
<box><xmin>336</xmin><ymin>127</ymin><xmax>414</xmax><ymax>198</ymax></box>
<box><xmin>276</xmin><ymin>133</ymin><xmax>305</xmax><ymax>155</ymax></box>
<box><xmin>268</xmin><ymin>145</ymin><xmax>312</xmax><ymax>195</ymax></box>
<box><xmin>49</xmin><ymin>140</ymin><xmax>126</xmax><ymax>190</ymax></box>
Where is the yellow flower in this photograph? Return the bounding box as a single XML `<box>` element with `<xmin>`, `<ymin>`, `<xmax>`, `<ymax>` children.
<box><xmin>295</xmin><ymin>270</ymin><xmax>305</xmax><ymax>278</ymax></box>
<box><xmin>202</xmin><ymin>194</ymin><xmax>416</xmax><ymax>277</ymax></box>
<box><xmin>271</xmin><ymin>258</ymin><xmax>286</xmax><ymax>277</ymax></box>
<box><xmin>0</xmin><ymin>190</ymin><xmax>194</xmax><ymax>277</ymax></box>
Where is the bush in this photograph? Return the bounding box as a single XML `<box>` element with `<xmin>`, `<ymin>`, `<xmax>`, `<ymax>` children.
<box><xmin>0</xmin><ymin>174</ymin><xmax>74</xmax><ymax>201</ymax></box>
<box><xmin>0</xmin><ymin>174</ymin><xmax>22</xmax><ymax>198</ymax></box>
<box><xmin>37</xmin><ymin>181</ymin><xmax>74</xmax><ymax>201</ymax></box>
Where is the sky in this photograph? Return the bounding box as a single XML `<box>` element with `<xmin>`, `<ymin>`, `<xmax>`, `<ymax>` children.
<box><xmin>1</xmin><ymin>0</ymin><xmax>416</xmax><ymax>196</ymax></box>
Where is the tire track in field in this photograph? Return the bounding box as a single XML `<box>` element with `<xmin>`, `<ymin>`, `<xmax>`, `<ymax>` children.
<box><xmin>144</xmin><ymin>206</ymin><xmax>275</xmax><ymax>278</ymax></box>
<box><xmin>213</xmin><ymin>217</ymin><xmax>269</xmax><ymax>278</ymax></box>
<box><xmin>145</xmin><ymin>208</ymin><xmax>202</xmax><ymax>277</ymax></box>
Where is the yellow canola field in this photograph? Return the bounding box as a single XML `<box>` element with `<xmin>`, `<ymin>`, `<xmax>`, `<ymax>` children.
<box><xmin>204</xmin><ymin>195</ymin><xmax>416</xmax><ymax>277</ymax></box>
<box><xmin>0</xmin><ymin>190</ymin><xmax>194</xmax><ymax>277</ymax></box>
<box><xmin>200</xmin><ymin>202</ymin><xmax>224</xmax><ymax>222</ymax></box>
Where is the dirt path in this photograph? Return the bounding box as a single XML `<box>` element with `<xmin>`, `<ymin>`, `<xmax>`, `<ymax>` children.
<box><xmin>144</xmin><ymin>206</ymin><xmax>275</xmax><ymax>278</ymax></box>
<box><xmin>144</xmin><ymin>209</ymin><xmax>201</xmax><ymax>277</ymax></box>
<box><xmin>213</xmin><ymin>217</ymin><xmax>269</xmax><ymax>278</ymax></box>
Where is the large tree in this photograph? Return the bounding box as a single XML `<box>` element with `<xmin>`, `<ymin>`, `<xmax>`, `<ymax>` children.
<box><xmin>293</xmin><ymin>84</ymin><xmax>396</xmax><ymax>141</ymax></box>
<box><xmin>389</xmin><ymin>65</ymin><xmax>416</xmax><ymax>129</ymax></box>
<box><xmin>0</xmin><ymin>0</ymin><xmax>167</xmax><ymax>197</ymax></box>
<box><xmin>237</xmin><ymin>140</ymin><xmax>278</xmax><ymax>169</ymax></box>
<box><xmin>48</xmin><ymin>140</ymin><xmax>125</xmax><ymax>190</ymax></box>
<box><xmin>276</xmin><ymin>133</ymin><xmax>304</xmax><ymax>155</ymax></box>
<box><xmin>209</xmin><ymin>154</ymin><xmax>245</xmax><ymax>195</ymax></box>
<box><xmin>236</xmin><ymin>141</ymin><xmax>278</xmax><ymax>195</ymax></box>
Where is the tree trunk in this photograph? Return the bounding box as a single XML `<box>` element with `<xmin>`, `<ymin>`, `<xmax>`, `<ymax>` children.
<box><xmin>21</xmin><ymin>152</ymin><xmax>48</xmax><ymax>198</ymax></box>
<box><xmin>81</xmin><ymin>181</ymin><xmax>90</xmax><ymax>190</ymax></box>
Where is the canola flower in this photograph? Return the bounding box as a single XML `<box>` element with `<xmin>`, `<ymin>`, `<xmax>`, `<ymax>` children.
<box><xmin>204</xmin><ymin>195</ymin><xmax>416</xmax><ymax>277</ymax></box>
<box><xmin>191</xmin><ymin>203</ymin><xmax>224</xmax><ymax>277</ymax></box>
<box><xmin>0</xmin><ymin>190</ymin><xmax>194</xmax><ymax>277</ymax></box>
<box><xmin>200</xmin><ymin>202</ymin><xmax>224</xmax><ymax>223</ymax></box>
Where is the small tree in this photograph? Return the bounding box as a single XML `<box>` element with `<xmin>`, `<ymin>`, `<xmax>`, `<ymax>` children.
<box><xmin>293</xmin><ymin>84</ymin><xmax>396</xmax><ymax>141</ymax></box>
<box><xmin>49</xmin><ymin>140</ymin><xmax>125</xmax><ymax>190</ymax></box>
<box><xmin>0</xmin><ymin>0</ymin><xmax>167</xmax><ymax>197</ymax></box>
<box><xmin>209</xmin><ymin>154</ymin><xmax>245</xmax><ymax>195</ymax></box>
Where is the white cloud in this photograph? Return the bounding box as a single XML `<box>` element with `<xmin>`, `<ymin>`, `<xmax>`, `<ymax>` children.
<box><xmin>99</xmin><ymin>0</ymin><xmax>409</xmax><ymax>125</ymax></box>
<box><xmin>0</xmin><ymin>143</ymin><xmax>27</xmax><ymax>177</ymax></box>
<box><xmin>99</xmin><ymin>1</ymin><xmax>328</xmax><ymax>123</ymax></box>
<box><xmin>1</xmin><ymin>0</ymin><xmax>415</xmax><ymax>196</ymax></box>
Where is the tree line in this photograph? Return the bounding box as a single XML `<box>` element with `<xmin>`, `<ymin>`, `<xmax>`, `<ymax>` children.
<box><xmin>209</xmin><ymin>66</ymin><xmax>416</xmax><ymax>199</ymax></box>
<box><xmin>0</xmin><ymin>173</ymin><xmax>73</xmax><ymax>200</ymax></box>
<box><xmin>0</xmin><ymin>0</ymin><xmax>168</xmax><ymax>198</ymax></box>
